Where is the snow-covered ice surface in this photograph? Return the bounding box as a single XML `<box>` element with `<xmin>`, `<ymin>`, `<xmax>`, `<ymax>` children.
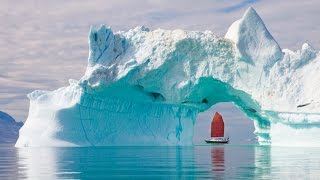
<box><xmin>16</xmin><ymin>7</ymin><xmax>320</xmax><ymax>147</ymax></box>
<box><xmin>0</xmin><ymin>111</ymin><xmax>23</xmax><ymax>143</ymax></box>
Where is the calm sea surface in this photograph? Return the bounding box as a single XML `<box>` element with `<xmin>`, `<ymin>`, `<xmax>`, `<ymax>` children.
<box><xmin>0</xmin><ymin>144</ymin><xmax>320</xmax><ymax>179</ymax></box>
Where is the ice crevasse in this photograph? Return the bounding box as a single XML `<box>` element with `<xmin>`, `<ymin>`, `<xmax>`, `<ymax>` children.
<box><xmin>16</xmin><ymin>7</ymin><xmax>320</xmax><ymax>147</ymax></box>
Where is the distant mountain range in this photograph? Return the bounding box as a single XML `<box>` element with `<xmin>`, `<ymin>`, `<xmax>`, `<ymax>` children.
<box><xmin>0</xmin><ymin>111</ymin><xmax>23</xmax><ymax>143</ymax></box>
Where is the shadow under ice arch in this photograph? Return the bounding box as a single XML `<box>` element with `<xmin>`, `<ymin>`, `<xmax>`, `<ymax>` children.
<box><xmin>16</xmin><ymin>7</ymin><xmax>320</xmax><ymax>147</ymax></box>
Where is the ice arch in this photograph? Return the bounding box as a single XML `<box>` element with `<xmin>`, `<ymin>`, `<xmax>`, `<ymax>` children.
<box><xmin>16</xmin><ymin>8</ymin><xmax>320</xmax><ymax>147</ymax></box>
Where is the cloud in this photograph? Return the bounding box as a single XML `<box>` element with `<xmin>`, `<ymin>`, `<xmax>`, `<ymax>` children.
<box><xmin>219</xmin><ymin>0</ymin><xmax>260</xmax><ymax>13</ymax></box>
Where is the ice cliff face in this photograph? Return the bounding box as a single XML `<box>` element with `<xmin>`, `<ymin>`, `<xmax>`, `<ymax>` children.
<box><xmin>16</xmin><ymin>7</ymin><xmax>320</xmax><ymax>147</ymax></box>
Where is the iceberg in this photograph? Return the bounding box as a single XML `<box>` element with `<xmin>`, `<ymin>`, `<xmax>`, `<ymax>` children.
<box><xmin>0</xmin><ymin>111</ymin><xmax>23</xmax><ymax>143</ymax></box>
<box><xmin>16</xmin><ymin>7</ymin><xmax>320</xmax><ymax>147</ymax></box>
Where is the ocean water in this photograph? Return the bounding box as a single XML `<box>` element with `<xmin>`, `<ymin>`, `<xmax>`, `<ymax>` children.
<box><xmin>1</xmin><ymin>144</ymin><xmax>320</xmax><ymax>179</ymax></box>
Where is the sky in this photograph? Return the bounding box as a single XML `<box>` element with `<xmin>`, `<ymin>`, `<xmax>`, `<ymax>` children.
<box><xmin>194</xmin><ymin>102</ymin><xmax>256</xmax><ymax>144</ymax></box>
<box><xmin>1</xmin><ymin>0</ymin><xmax>319</xmax><ymax>142</ymax></box>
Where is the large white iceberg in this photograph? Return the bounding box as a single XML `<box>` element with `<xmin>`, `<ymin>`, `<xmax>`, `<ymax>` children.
<box><xmin>16</xmin><ymin>7</ymin><xmax>320</xmax><ymax>147</ymax></box>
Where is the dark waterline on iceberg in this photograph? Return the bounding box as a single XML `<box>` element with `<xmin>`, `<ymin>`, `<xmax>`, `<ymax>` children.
<box><xmin>1</xmin><ymin>144</ymin><xmax>320</xmax><ymax>179</ymax></box>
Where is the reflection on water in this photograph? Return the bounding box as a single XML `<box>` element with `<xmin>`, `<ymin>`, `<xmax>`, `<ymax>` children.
<box><xmin>17</xmin><ymin>147</ymin><xmax>59</xmax><ymax>179</ymax></box>
<box><xmin>0</xmin><ymin>144</ymin><xmax>319</xmax><ymax>179</ymax></box>
<box><xmin>17</xmin><ymin>146</ymin><xmax>197</xmax><ymax>179</ymax></box>
<box><xmin>254</xmin><ymin>145</ymin><xmax>271</xmax><ymax>179</ymax></box>
<box><xmin>211</xmin><ymin>147</ymin><xmax>225</xmax><ymax>179</ymax></box>
<box><xmin>0</xmin><ymin>144</ymin><xmax>19</xmax><ymax>180</ymax></box>
<box><xmin>255</xmin><ymin>146</ymin><xmax>320</xmax><ymax>179</ymax></box>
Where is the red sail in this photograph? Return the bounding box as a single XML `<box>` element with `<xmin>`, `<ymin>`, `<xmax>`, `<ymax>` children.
<box><xmin>211</xmin><ymin>112</ymin><xmax>224</xmax><ymax>137</ymax></box>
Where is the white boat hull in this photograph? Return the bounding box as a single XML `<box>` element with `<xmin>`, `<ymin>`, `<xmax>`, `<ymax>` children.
<box><xmin>205</xmin><ymin>137</ymin><xmax>229</xmax><ymax>143</ymax></box>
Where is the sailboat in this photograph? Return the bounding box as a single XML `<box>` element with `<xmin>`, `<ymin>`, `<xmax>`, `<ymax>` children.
<box><xmin>205</xmin><ymin>112</ymin><xmax>229</xmax><ymax>143</ymax></box>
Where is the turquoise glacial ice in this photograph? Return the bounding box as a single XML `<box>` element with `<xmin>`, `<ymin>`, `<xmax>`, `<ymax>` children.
<box><xmin>16</xmin><ymin>8</ymin><xmax>320</xmax><ymax>147</ymax></box>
